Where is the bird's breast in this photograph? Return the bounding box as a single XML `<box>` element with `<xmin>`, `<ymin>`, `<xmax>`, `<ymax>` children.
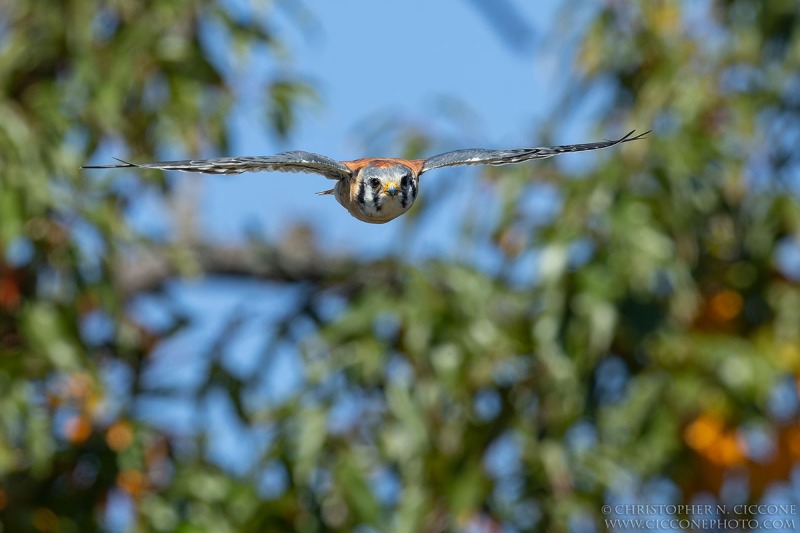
<box><xmin>334</xmin><ymin>178</ymin><xmax>408</xmax><ymax>224</ymax></box>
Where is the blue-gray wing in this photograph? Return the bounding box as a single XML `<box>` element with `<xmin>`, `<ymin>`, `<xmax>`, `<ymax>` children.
<box><xmin>83</xmin><ymin>151</ymin><xmax>352</xmax><ymax>180</ymax></box>
<box><xmin>420</xmin><ymin>130</ymin><xmax>648</xmax><ymax>174</ymax></box>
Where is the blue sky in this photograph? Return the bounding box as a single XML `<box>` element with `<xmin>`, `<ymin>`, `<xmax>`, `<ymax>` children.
<box><xmin>121</xmin><ymin>0</ymin><xmax>620</xmax><ymax>263</ymax></box>
<box><xmin>188</xmin><ymin>0</ymin><xmax>594</xmax><ymax>254</ymax></box>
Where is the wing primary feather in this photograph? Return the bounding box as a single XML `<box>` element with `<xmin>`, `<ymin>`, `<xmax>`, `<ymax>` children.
<box><xmin>82</xmin><ymin>151</ymin><xmax>352</xmax><ymax>180</ymax></box>
<box><xmin>81</xmin><ymin>157</ymin><xmax>135</xmax><ymax>169</ymax></box>
<box><xmin>420</xmin><ymin>129</ymin><xmax>649</xmax><ymax>174</ymax></box>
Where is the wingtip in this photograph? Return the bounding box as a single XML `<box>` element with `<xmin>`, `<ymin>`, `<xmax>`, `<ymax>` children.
<box><xmin>617</xmin><ymin>129</ymin><xmax>650</xmax><ymax>144</ymax></box>
<box><xmin>81</xmin><ymin>157</ymin><xmax>136</xmax><ymax>170</ymax></box>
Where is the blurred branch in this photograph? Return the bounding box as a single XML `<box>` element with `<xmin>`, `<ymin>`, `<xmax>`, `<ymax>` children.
<box><xmin>116</xmin><ymin>237</ymin><xmax>355</xmax><ymax>296</ymax></box>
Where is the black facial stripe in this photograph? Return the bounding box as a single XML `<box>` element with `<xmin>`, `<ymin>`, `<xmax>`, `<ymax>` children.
<box><xmin>373</xmin><ymin>192</ymin><xmax>382</xmax><ymax>211</ymax></box>
<box><xmin>410</xmin><ymin>178</ymin><xmax>417</xmax><ymax>200</ymax></box>
<box><xmin>357</xmin><ymin>178</ymin><xmax>366</xmax><ymax>205</ymax></box>
<box><xmin>400</xmin><ymin>185</ymin><xmax>408</xmax><ymax>208</ymax></box>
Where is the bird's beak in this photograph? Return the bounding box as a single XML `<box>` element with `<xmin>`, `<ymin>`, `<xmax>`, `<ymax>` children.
<box><xmin>383</xmin><ymin>181</ymin><xmax>399</xmax><ymax>197</ymax></box>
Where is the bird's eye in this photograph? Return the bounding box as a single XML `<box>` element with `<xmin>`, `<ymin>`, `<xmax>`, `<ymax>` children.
<box><xmin>369</xmin><ymin>178</ymin><xmax>381</xmax><ymax>189</ymax></box>
<box><xmin>400</xmin><ymin>175</ymin><xmax>410</xmax><ymax>188</ymax></box>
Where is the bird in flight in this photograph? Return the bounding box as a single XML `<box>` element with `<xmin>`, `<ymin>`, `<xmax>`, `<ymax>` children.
<box><xmin>83</xmin><ymin>130</ymin><xmax>648</xmax><ymax>224</ymax></box>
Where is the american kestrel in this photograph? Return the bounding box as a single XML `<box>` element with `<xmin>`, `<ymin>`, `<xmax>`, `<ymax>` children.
<box><xmin>83</xmin><ymin>130</ymin><xmax>648</xmax><ymax>224</ymax></box>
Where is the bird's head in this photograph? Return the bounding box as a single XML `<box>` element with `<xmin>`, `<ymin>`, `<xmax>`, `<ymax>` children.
<box><xmin>339</xmin><ymin>160</ymin><xmax>419</xmax><ymax>223</ymax></box>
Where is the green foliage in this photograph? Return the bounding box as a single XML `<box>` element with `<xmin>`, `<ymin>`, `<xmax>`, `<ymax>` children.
<box><xmin>1</xmin><ymin>1</ymin><xmax>799</xmax><ymax>532</ymax></box>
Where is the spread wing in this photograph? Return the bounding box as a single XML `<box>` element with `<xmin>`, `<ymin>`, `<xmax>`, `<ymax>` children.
<box><xmin>420</xmin><ymin>130</ymin><xmax>649</xmax><ymax>174</ymax></box>
<box><xmin>83</xmin><ymin>151</ymin><xmax>352</xmax><ymax>180</ymax></box>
